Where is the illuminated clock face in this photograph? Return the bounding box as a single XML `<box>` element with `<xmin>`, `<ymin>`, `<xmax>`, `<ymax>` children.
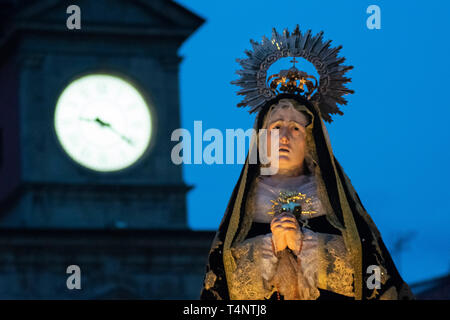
<box><xmin>54</xmin><ymin>74</ymin><xmax>152</xmax><ymax>172</ymax></box>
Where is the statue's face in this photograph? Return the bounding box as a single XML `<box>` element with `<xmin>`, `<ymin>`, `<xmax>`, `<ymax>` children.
<box><xmin>266</xmin><ymin>104</ymin><xmax>308</xmax><ymax>175</ymax></box>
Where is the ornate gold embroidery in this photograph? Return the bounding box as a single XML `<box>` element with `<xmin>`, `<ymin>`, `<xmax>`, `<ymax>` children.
<box><xmin>320</xmin><ymin>234</ymin><xmax>355</xmax><ymax>297</ymax></box>
<box><xmin>228</xmin><ymin>236</ymin><xmax>276</xmax><ymax>300</ymax></box>
<box><xmin>204</xmin><ymin>270</ymin><xmax>217</xmax><ymax>290</ymax></box>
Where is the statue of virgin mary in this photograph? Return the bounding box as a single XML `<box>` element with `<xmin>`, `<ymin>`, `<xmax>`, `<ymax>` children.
<box><xmin>200</xmin><ymin>26</ymin><xmax>413</xmax><ymax>300</ymax></box>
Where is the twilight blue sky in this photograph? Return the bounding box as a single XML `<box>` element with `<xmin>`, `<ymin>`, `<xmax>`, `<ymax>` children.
<box><xmin>174</xmin><ymin>0</ymin><xmax>450</xmax><ymax>284</ymax></box>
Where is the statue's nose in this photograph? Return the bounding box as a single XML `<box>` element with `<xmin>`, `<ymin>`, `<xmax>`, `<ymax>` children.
<box><xmin>280</xmin><ymin>134</ymin><xmax>289</xmax><ymax>144</ymax></box>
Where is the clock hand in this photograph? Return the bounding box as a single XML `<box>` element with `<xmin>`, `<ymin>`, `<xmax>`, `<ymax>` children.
<box><xmin>94</xmin><ymin>117</ymin><xmax>111</xmax><ymax>128</ymax></box>
<box><xmin>110</xmin><ymin>127</ymin><xmax>135</xmax><ymax>146</ymax></box>
<box><xmin>79</xmin><ymin>117</ymin><xmax>134</xmax><ymax>146</ymax></box>
<box><xmin>79</xmin><ymin>116</ymin><xmax>112</xmax><ymax>127</ymax></box>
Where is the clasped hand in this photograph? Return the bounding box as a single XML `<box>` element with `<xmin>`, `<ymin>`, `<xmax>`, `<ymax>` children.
<box><xmin>270</xmin><ymin>212</ymin><xmax>302</xmax><ymax>255</ymax></box>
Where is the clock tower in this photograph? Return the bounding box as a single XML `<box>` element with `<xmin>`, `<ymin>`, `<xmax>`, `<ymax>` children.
<box><xmin>0</xmin><ymin>0</ymin><xmax>213</xmax><ymax>299</ymax></box>
<box><xmin>0</xmin><ymin>0</ymin><xmax>203</xmax><ymax>230</ymax></box>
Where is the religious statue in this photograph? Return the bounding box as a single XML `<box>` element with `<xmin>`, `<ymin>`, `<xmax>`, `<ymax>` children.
<box><xmin>200</xmin><ymin>26</ymin><xmax>414</xmax><ymax>300</ymax></box>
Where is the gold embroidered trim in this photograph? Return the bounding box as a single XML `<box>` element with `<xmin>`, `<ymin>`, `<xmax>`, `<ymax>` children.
<box><xmin>317</xmin><ymin>108</ymin><xmax>363</xmax><ymax>300</ymax></box>
<box><xmin>317</xmin><ymin>234</ymin><xmax>328</xmax><ymax>290</ymax></box>
<box><xmin>228</xmin><ymin>236</ymin><xmax>277</xmax><ymax>300</ymax></box>
<box><xmin>223</xmin><ymin>161</ymin><xmax>249</xmax><ymax>299</ymax></box>
<box><xmin>317</xmin><ymin>233</ymin><xmax>355</xmax><ymax>297</ymax></box>
<box><xmin>204</xmin><ymin>270</ymin><xmax>217</xmax><ymax>290</ymax></box>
